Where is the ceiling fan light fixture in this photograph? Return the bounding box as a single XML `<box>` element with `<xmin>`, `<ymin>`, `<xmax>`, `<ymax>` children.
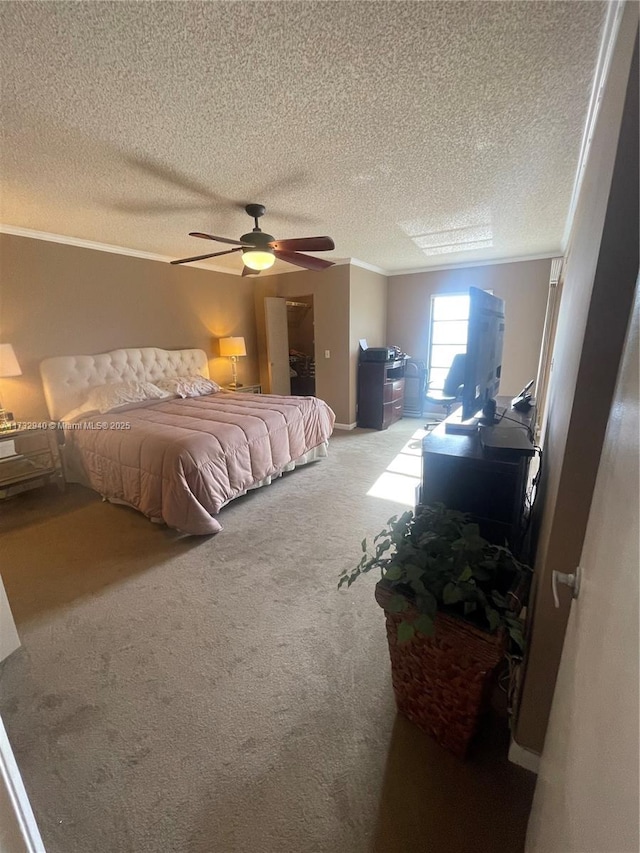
<box><xmin>242</xmin><ymin>249</ymin><xmax>276</xmax><ymax>270</ymax></box>
<box><xmin>171</xmin><ymin>205</ymin><xmax>335</xmax><ymax>271</ymax></box>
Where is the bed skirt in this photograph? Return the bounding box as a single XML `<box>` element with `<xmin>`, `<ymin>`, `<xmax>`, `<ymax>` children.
<box><xmin>63</xmin><ymin>440</ymin><xmax>329</xmax><ymax>533</ymax></box>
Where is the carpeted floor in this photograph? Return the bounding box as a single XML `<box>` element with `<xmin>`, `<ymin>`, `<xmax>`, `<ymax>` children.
<box><xmin>0</xmin><ymin>419</ymin><xmax>535</xmax><ymax>853</ymax></box>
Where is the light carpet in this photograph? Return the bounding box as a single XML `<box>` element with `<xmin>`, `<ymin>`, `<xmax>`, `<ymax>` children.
<box><xmin>0</xmin><ymin>419</ymin><xmax>534</xmax><ymax>853</ymax></box>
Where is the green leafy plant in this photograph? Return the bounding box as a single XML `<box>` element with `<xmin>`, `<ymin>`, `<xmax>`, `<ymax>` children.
<box><xmin>338</xmin><ymin>503</ymin><xmax>530</xmax><ymax>650</ymax></box>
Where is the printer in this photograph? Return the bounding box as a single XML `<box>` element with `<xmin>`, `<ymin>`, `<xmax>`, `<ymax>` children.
<box><xmin>360</xmin><ymin>346</ymin><xmax>397</xmax><ymax>362</ymax></box>
<box><xmin>359</xmin><ymin>340</ymin><xmax>403</xmax><ymax>362</ymax></box>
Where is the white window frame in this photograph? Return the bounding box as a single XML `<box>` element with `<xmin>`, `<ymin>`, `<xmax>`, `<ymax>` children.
<box><xmin>426</xmin><ymin>285</ymin><xmax>493</xmax><ymax>391</ymax></box>
<box><xmin>426</xmin><ymin>292</ymin><xmax>471</xmax><ymax>392</ymax></box>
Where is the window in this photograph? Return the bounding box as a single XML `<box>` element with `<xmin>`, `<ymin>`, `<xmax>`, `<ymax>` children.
<box><xmin>427</xmin><ymin>294</ymin><xmax>470</xmax><ymax>391</ymax></box>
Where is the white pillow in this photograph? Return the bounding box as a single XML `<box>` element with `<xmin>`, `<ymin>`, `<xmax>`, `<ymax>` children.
<box><xmin>155</xmin><ymin>375</ymin><xmax>221</xmax><ymax>398</ymax></box>
<box><xmin>85</xmin><ymin>380</ymin><xmax>171</xmax><ymax>414</ymax></box>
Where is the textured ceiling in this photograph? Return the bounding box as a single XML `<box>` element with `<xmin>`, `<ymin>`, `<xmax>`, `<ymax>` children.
<box><xmin>1</xmin><ymin>1</ymin><xmax>606</xmax><ymax>275</ymax></box>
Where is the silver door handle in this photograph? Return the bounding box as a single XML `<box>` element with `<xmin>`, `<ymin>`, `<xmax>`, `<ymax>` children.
<box><xmin>552</xmin><ymin>566</ymin><xmax>582</xmax><ymax>608</ymax></box>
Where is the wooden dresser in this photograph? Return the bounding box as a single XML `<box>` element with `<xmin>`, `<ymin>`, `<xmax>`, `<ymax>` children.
<box><xmin>357</xmin><ymin>358</ymin><xmax>406</xmax><ymax>430</ymax></box>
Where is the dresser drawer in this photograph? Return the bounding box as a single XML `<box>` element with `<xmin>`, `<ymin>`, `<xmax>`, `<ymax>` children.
<box><xmin>357</xmin><ymin>359</ymin><xmax>406</xmax><ymax>430</ymax></box>
<box><xmin>381</xmin><ymin>399</ymin><xmax>404</xmax><ymax>428</ymax></box>
<box><xmin>383</xmin><ymin>378</ymin><xmax>405</xmax><ymax>403</ymax></box>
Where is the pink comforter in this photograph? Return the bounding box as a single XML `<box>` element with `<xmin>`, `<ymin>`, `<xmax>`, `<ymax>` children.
<box><xmin>65</xmin><ymin>392</ymin><xmax>335</xmax><ymax>534</ymax></box>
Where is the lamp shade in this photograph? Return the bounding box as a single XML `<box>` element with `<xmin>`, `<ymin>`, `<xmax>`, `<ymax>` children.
<box><xmin>219</xmin><ymin>337</ymin><xmax>247</xmax><ymax>358</ymax></box>
<box><xmin>0</xmin><ymin>344</ymin><xmax>22</xmax><ymax>378</ymax></box>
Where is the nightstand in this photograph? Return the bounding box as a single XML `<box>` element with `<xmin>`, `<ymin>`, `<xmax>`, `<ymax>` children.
<box><xmin>226</xmin><ymin>384</ymin><xmax>262</xmax><ymax>394</ymax></box>
<box><xmin>0</xmin><ymin>425</ymin><xmax>64</xmax><ymax>499</ymax></box>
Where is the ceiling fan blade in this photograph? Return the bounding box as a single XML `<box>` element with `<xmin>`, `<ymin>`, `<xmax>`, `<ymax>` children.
<box><xmin>110</xmin><ymin>201</ymin><xmax>213</xmax><ymax>214</ymax></box>
<box><xmin>274</xmin><ymin>250</ymin><xmax>335</xmax><ymax>271</ymax></box>
<box><xmin>269</xmin><ymin>236</ymin><xmax>335</xmax><ymax>252</ymax></box>
<box><xmin>189</xmin><ymin>232</ymin><xmax>252</xmax><ymax>247</ymax></box>
<box><xmin>249</xmin><ymin>171</ymin><xmax>307</xmax><ymax>200</ymax></box>
<box><xmin>242</xmin><ymin>266</ymin><xmax>261</xmax><ymax>277</ymax></box>
<box><xmin>123</xmin><ymin>154</ymin><xmax>234</xmax><ymax>206</ymax></box>
<box><xmin>170</xmin><ymin>247</ymin><xmax>242</xmax><ymax>265</ymax></box>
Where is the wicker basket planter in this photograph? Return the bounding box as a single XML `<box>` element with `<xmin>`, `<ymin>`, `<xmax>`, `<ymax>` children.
<box><xmin>375</xmin><ymin>581</ymin><xmax>506</xmax><ymax>757</ymax></box>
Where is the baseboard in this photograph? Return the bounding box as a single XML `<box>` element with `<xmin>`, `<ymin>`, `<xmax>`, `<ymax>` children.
<box><xmin>508</xmin><ymin>738</ymin><xmax>541</xmax><ymax>774</ymax></box>
<box><xmin>333</xmin><ymin>422</ymin><xmax>357</xmax><ymax>430</ymax></box>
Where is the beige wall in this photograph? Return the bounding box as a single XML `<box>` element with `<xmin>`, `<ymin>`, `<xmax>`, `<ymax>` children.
<box><xmin>515</xmin><ymin>14</ymin><xmax>638</xmax><ymax>753</ymax></box>
<box><xmin>0</xmin><ymin>236</ymin><xmax>374</xmax><ymax>427</ymax></box>
<box><xmin>273</xmin><ymin>265</ymin><xmax>351</xmax><ymax>424</ymax></box>
<box><xmin>349</xmin><ymin>265</ymin><xmax>388</xmax><ymax>425</ymax></box>
<box><xmin>262</xmin><ymin>263</ymin><xmax>386</xmax><ymax>426</ymax></box>
<box><xmin>387</xmin><ymin>259</ymin><xmax>552</xmax><ymax>397</ymax></box>
<box><xmin>0</xmin><ymin>234</ymin><xmax>260</xmax><ymax>420</ymax></box>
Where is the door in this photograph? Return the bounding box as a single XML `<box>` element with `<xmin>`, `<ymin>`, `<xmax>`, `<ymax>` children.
<box><xmin>264</xmin><ymin>297</ymin><xmax>291</xmax><ymax>395</ymax></box>
<box><xmin>0</xmin><ymin>582</ymin><xmax>45</xmax><ymax>852</ymax></box>
<box><xmin>1</xmin><ymin>714</ymin><xmax>46</xmax><ymax>852</ymax></box>
<box><xmin>0</xmin><ymin>575</ymin><xmax>19</xmax><ymax>663</ymax></box>
<box><xmin>525</xmin><ymin>282</ymin><xmax>639</xmax><ymax>852</ymax></box>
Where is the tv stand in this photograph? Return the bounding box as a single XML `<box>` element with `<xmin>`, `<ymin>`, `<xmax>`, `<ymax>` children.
<box><xmin>444</xmin><ymin>410</ymin><xmax>481</xmax><ymax>434</ymax></box>
<box><xmin>420</xmin><ymin>396</ymin><xmax>536</xmax><ymax>554</ymax></box>
<box><xmin>444</xmin><ymin>404</ymin><xmax>506</xmax><ymax>434</ymax></box>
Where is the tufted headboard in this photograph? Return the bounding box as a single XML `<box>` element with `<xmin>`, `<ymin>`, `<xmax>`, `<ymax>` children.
<box><xmin>39</xmin><ymin>347</ymin><xmax>209</xmax><ymax>420</ymax></box>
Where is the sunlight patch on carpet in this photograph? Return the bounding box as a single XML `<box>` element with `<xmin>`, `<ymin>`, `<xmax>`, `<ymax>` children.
<box><xmin>366</xmin><ymin>428</ymin><xmax>426</xmax><ymax>506</ymax></box>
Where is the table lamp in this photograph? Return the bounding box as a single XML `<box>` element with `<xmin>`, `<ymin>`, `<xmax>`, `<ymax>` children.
<box><xmin>0</xmin><ymin>343</ymin><xmax>22</xmax><ymax>429</ymax></box>
<box><xmin>219</xmin><ymin>337</ymin><xmax>246</xmax><ymax>388</ymax></box>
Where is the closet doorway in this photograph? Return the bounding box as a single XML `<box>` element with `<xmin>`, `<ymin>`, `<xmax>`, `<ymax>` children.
<box><xmin>263</xmin><ymin>295</ymin><xmax>316</xmax><ymax>396</ymax></box>
<box><xmin>287</xmin><ymin>296</ymin><xmax>315</xmax><ymax>396</ymax></box>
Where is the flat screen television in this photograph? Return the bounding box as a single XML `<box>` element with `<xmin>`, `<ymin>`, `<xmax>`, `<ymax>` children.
<box><xmin>461</xmin><ymin>287</ymin><xmax>505</xmax><ymax>421</ymax></box>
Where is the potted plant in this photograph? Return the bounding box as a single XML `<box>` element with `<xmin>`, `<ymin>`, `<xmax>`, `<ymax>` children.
<box><xmin>338</xmin><ymin>503</ymin><xmax>530</xmax><ymax>757</ymax></box>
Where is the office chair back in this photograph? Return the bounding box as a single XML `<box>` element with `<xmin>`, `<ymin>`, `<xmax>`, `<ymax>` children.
<box><xmin>425</xmin><ymin>353</ymin><xmax>467</xmax><ymax>419</ymax></box>
<box><xmin>442</xmin><ymin>353</ymin><xmax>466</xmax><ymax>397</ymax></box>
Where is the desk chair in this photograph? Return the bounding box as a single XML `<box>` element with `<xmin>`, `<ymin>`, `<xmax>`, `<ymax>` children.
<box><xmin>425</xmin><ymin>354</ymin><xmax>466</xmax><ymax>419</ymax></box>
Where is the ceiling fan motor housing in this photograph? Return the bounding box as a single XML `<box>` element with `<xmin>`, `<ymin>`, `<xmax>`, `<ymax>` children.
<box><xmin>240</xmin><ymin>229</ymin><xmax>275</xmax><ymax>253</ymax></box>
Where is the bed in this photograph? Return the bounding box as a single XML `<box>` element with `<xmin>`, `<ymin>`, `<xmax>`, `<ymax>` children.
<box><xmin>39</xmin><ymin>347</ymin><xmax>335</xmax><ymax>535</ymax></box>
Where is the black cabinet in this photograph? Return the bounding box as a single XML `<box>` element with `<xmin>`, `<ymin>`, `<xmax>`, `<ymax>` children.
<box><xmin>420</xmin><ymin>397</ymin><xmax>535</xmax><ymax>554</ymax></box>
<box><xmin>357</xmin><ymin>359</ymin><xmax>405</xmax><ymax>430</ymax></box>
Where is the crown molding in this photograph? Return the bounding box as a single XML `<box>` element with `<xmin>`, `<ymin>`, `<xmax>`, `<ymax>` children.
<box><xmin>1</xmin><ymin>223</ymin><xmax>172</xmax><ymax>262</ymax></box>
<box><xmin>276</xmin><ymin>257</ymin><xmax>386</xmax><ymax>275</ymax></box>
<box><xmin>1</xmin><ymin>224</ymin><xmax>561</xmax><ymax>279</ymax></box>
<box><xmin>341</xmin><ymin>257</ymin><xmax>388</xmax><ymax>276</ymax></box>
<box><xmin>560</xmin><ymin>0</ymin><xmax>626</xmax><ymax>251</ymax></box>
<box><xmin>0</xmin><ymin>225</ymin><xmax>362</xmax><ymax>277</ymax></box>
<box><xmin>387</xmin><ymin>251</ymin><xmax>560</xmax><ymax>277</ymax></box>
<box><xmin>0</xmin><ymin>224</ymin><xmax>240</xmax><ymax>275</ymax></box>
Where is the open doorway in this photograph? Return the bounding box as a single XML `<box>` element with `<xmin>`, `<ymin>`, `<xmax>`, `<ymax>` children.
<box><xmin>287</xmin><ymin>296</ymin><xmax>315</xmax><ymax>396</ymax></box>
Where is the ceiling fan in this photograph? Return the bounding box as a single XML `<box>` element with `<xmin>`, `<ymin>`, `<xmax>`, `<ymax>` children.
<box><xmin>170</xmin><ymin>204</ymin><xmax>335</xmax><ymax>275</ymax></box>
